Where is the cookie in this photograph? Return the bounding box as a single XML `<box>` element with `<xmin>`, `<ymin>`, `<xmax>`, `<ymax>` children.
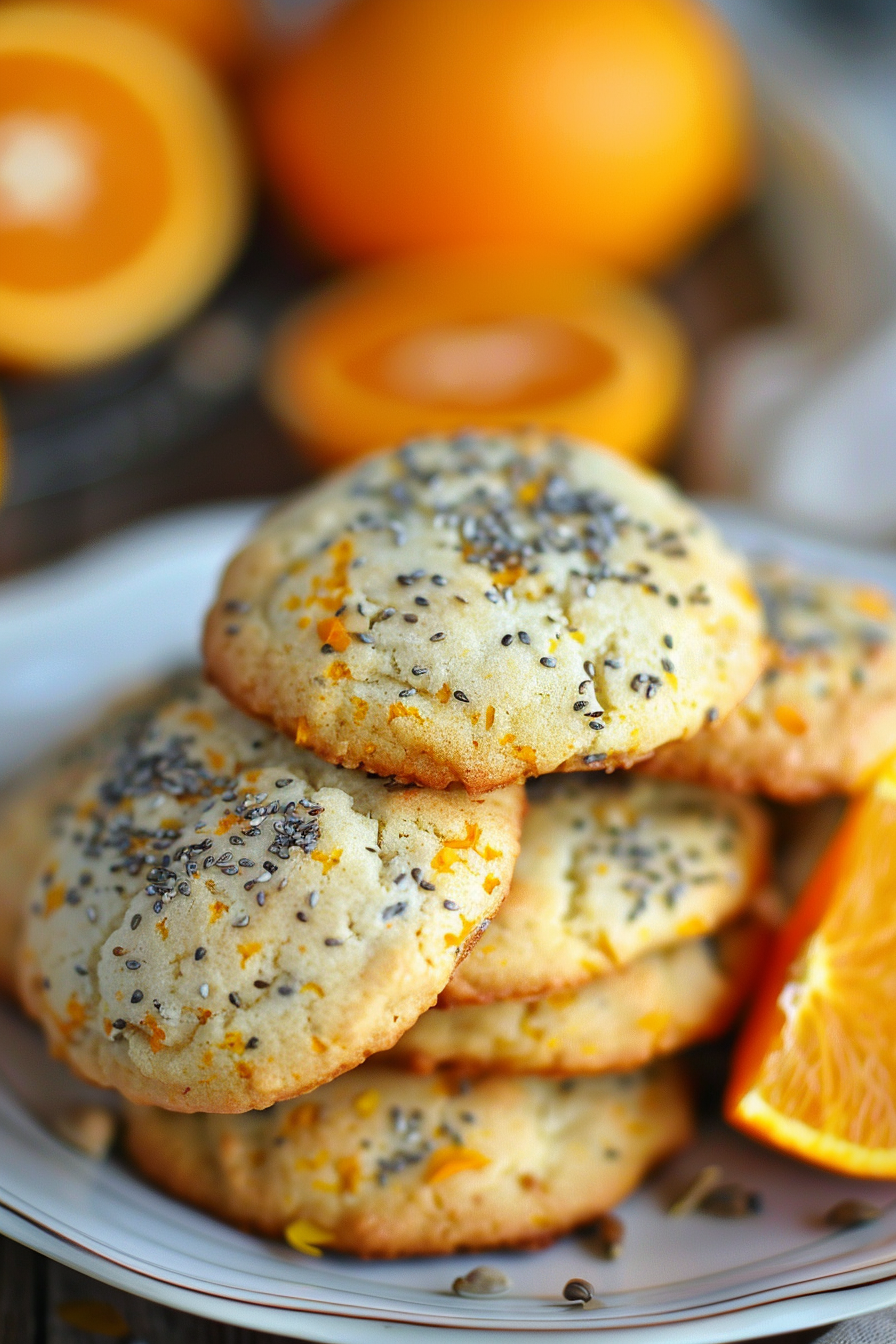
<box><xmin>204</xmin><ymin>430</ymin><xmax>765</xmax><ymax>792</ymax></box>
<box><xmin>442</xmin><ymin>774</ymin><xmax>768</xmax><ymax>1006</ymax></box>
<box><xmin>0</xmin><ymin>676</ymin><xmax>190</xmax><ymax>998</ymax></box>
<box><xmin>391</xmin><ymin>916</ymin><xmax>766</xmax><ymax>1076</ymax></box>
<box><xmin>644</xmin><ymin>563</ymin><xmax>896</xmax><ymax>800</ymax></box>
<box><xmin>123</xmin><ymin>1060</ymin><xmax>692</xmax><ymax>1257</ymax></box>
<box><xmin>19</xmin><ymin>682</ymin><xmax>523</xmax><ymax>1113</ymax></box>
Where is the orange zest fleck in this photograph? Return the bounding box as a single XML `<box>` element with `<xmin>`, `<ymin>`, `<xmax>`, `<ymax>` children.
<box><xmin>311</xmin><ymin>848</ymin><xmax>342</xmax><ymax>874</ymax></box>
<box><xmin>425</xmin><ymin>1145</ymin><xmax>491</xmax><ymax>1183</ymax></box>
<box><xmin>305</xmin><ymin>538</ymin><xmax>354</xmax><ymax>612</ymax></box>
<box><xmin>317</xmin><ymin>616</ymin><xmax>351</xmax><ymax>651</ymax></box>
<box><xmin>353</xmin><ymin>1088</ymin><xmax>379</xmax><ymax>1117</ymax></box>
<box><xmin>432</xmin><ymin>846</ymin><xmax>462</xmax><ymax>874</ymax></box>
<box><xmin>183</xmin><ymin>708</ymin><xmax>216</xmax><ymax>730</ymax></box>
<box><xmin>336</xmin><ymin>1155</ymin><xmax>361</xmax><ymax>1193</ymax></box>
<box><xmin>44</xmin><ymin>882</ymin><xmax>65</xmax><ymax>916</ymax></box>
<box><xmin>282</xmin><ymin>1103</ymin><xmax>319</xmax><ymax>1133</ymax></box>
<box><xmin>141</xmin><ymin>1014</ymin><xmax>167</xmax><ymax>1053</ymax></box>
<box><xmin>237</xmin><ymin>941</ymin><xmax>262</xmax><ymax>967</ymax></box>
<box><xmin>774</xmin><ymin>704</ymin><xmax>808</xmax><ymax>736</ymax></box>
<box><xmin>60</xmin><ymin>994</ymin><xmax>89</xmax><ymax>1038</ymax></box>
<box><xmin>388</xmin><ymin>702</ymin><xmax>424</xmax><ymax>722</ymax></box>
<box><xmin>483</xmin><ymin>874</ymin><xmax>500</xmax><ymax>895</ymax></box>
<box><xmin>295</xmin><ymin>716</ymin><xmax>312</xmax><ymax>746</ymax></box>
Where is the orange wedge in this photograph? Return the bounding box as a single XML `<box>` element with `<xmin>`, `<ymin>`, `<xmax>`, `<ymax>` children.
<box><xmin>726</xmin><ymin>760</ymin><xmax>896</xmax><ymax>1176</ymax></box>
<box><xmin>0</xmin><ymin>4</ymin><xmax>249</xmax><ymax>371</ymax></box>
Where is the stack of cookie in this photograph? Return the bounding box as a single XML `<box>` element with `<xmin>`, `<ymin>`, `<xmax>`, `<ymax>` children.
<box><xmin>11</xmin><ymin>429</ymin><xmax>794</xmax><ymax>1258</ymax></box>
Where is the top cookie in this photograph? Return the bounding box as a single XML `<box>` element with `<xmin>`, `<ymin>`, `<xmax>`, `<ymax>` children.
<box><xmin>19</xmin><ymin>681</ymin><xmax>523</xmax><ymax>1113</ymax></box>
<box><xmin>644</xmin><ymin>563</ymin><xmax>896</xmax><ymax>800</ymax></box>
<box><xmin>204</xmin><ymin>430</ymin><xmax>765</xmax><ymax>792</ymax></box>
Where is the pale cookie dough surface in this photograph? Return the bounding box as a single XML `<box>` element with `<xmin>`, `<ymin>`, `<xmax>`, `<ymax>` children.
<box><xmin>0</xmin><ymin>676</ymin><xmax>190</xmax><ymax>998</ymax></box>
<box><xmin>19</xmin><ymin>683</ymin><xmax>523</xmax><ymax>1113</ymax></box>
<box><xmin>644</xmin><ymin>563</ymin><xmax>896</xmax><ymax>800</ymax></box>
<box><xmin>391</xmin><ymin>917</ymin><xmax>766</xmax><ymax>1076</ymax></box>
<box><xmin>204</xmin><ymin>430</ymin><xmax>765</xmax><ymax>792</ymax></box>
<box><xmin>442</xmin><ymin>774</ymin><xmax>769</xmax><ymax>1006</ymax></box>
<box><xmin>123</xmin><ymin>1061</ymin><xmax>692</xmax><ymax>1257</ymax></box>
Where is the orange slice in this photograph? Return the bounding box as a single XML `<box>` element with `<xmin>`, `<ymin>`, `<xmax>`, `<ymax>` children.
<box><xmin>726</xmin><ymin>760</ymin><xmax>896</xmax><ymax>1176</ymax></box>
<box><xmin>263</xmin><ymin>254</ymin><xmax>690</xmax><ymax>469</ymax></box>
<box><xmin>0</xmin><ymin>4</ymin><xmax>249</xmax><ymax>370</ymax></box>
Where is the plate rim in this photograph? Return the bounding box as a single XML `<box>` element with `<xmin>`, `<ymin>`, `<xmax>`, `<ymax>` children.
<box><xmin>3</xmin><ymin>1200</ymin><xmax>896</xmax><ymax>1343</ymax></box>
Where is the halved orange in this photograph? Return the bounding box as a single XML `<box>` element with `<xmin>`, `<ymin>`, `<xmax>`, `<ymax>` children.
<box><xmin>263</xmin><ymin>254</ymin><xmax>690</xmax><ymax>469</ymax></box>
<box><xmin>0</xmin><ymin>4</ymin><xmax>249</xmax><ymax>370</ymax></box>
<box><xmin>726</xmin><ymin>760</ymin><xmax>896</xmax><ymax>1176</ymax></box>
<box><xmin>84</xmin><ymin>0</ymin><xmax>261</xmax><ymax>80</ymax></box>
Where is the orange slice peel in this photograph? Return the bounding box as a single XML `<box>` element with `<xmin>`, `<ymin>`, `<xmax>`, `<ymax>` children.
<box><xmin>726</xmin><ymin>758</ymin><xmax>896</xmax><ymax>1177</ymax></box>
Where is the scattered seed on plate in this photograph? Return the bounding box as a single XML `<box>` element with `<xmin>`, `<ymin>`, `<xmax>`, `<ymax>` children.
<box><xmin>824</xmin><ymin>1199</ymin><xmax>882</xmax><ymax>1229</ymax></box>
<box><xmin>699</xmin><ymin>1183</ymin><xmax>762</xmax><ymax>1218</ymax></box>
<box><xmin>563</xmin><ymin>1278</ymin><xmax>597</xmax><ymax>1304</ymax></box>
<box><xmin>452</xmin><ymin>1266</ymin><xmax>510</xmax><ymax>1297</ymax></box>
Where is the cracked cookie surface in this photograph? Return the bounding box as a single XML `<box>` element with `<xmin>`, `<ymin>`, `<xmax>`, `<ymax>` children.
<box><xmin>19</xmin><ymin>681</ymin><xmax>523</xmax><ymax>1113</ymax></box>
<box><xmin>204</xmin><ymin>430</ymin><xmax>764</xmax><ymax>791</ymax></box>
<box><xmin>123</xmin><ymin>1060</ymin><xmax>692</xmax><ymax>1257</ymax></box>
<box><xmin>644</xmin><ymin>563</ymin><xmax>896</xmax><ymax>800</ymax></box>
<box><xmin>441</xmin><ymin>774</ymin><xmax>769</xmax><ymax>1006</ymax></box>
<box><xmin>0</xmin><ymin>674</ymin><xmax>192</xmax><ymax>998</ymax></box>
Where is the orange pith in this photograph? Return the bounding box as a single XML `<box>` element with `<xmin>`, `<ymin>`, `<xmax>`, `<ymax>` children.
<box><xmin>726</xmin><ymin>764</ymin><xmax>896</xmax><ymax>1176</ymax></box>
<box><xmin>0</xmin><ymin>53</ymin><xmax>170</xmax><ymax>290</ymax></box>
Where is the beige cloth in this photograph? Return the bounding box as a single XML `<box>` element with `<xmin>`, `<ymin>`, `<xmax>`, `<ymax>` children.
<box><xmin>818</xmin><ymin>1310</ymin><xmax>896</xmax><ymax>1343</ymax></box>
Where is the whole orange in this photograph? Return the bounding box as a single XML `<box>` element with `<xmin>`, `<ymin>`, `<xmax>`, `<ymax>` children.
<box><xmin>253</xmin><ymin>0</ymin><xmax>755</xmax><ymax>274</ymax></box>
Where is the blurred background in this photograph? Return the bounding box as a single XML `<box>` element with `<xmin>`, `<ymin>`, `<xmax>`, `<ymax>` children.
<box><xmin>2</xmin><ymin>0</ymin><xmax>896</xmax><ymax>581</ymax></box>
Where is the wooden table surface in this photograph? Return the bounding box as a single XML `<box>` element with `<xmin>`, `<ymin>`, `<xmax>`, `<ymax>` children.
<box><xmin>0</xmin><ymin>217</ymin><xmax>844</xmax><ymax>1341</ymax></box>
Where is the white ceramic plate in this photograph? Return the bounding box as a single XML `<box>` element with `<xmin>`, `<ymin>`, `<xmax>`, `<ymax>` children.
<box><xmin>2</xmin><ymin>499</ymin><xmax>896</xmax><ymax>1344</ymax></box>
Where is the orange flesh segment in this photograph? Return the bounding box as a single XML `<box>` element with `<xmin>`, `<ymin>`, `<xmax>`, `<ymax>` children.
<box><xmin>0</xmin><ymin>52</ymin><xmax>169</xmax><ymax>290</ymax></box>
<box><xmin>353</xmin><ymin>317</ymin><xmax>615</xmax><ymax>411</ymax></box>
<box><xmin>726</xmin><ymin>768</ymin><xmax>896</xmax><ymax>1176</ymax></box>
